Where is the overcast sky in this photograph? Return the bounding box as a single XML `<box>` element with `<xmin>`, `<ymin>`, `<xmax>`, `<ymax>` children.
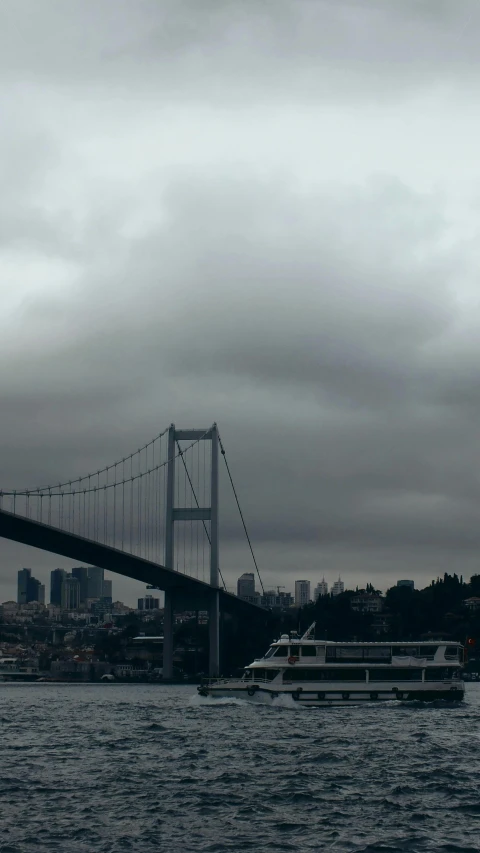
<box><xmin>2</xmin><ymin>0</ymin><xmax>480</xmax><ymax>604</ymax></box>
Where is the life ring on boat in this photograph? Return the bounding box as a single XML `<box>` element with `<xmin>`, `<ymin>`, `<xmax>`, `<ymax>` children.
<box><xmin>342</xmin><ymin>692</ymin><xmax>350</xmax><ymax>700</ymax></box>
<box><xmin>287</xmin><ymin>656</ymin><xmax>297</xmax><ymax>665</ymax></box>
<box><xmin>317</xmin><ymin>692</ymin><xmax>325</xmax><ymax>701</ymax></box>
<box><xmin>247</xmin><ymin>685</ymin><xmax>258</xmax><ymax>697</ymax></box>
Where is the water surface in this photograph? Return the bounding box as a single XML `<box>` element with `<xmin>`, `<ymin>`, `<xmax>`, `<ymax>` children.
<box><xmin>1</xmin><ymin>683</ymin><xmax>479</xmax><ymax>852</ymax></box>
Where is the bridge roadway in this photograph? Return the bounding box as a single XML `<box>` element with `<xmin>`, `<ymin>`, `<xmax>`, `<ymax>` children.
<box><xmin>0</xmin><ymin>507</ymin><xmax>261</xmax><ymax>618</ymax></box>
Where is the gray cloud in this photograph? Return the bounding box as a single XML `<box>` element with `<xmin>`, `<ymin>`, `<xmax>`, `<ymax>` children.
<box><xmin>1</xmin><ymin>1</ymin><xmax>480</xmax><ymax>603</ymax></box>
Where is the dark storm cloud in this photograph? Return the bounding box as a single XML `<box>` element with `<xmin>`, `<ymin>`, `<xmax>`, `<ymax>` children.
<box><xmin>1</xmin><ymin>0</ymin><xmax>480</xmax><ymax>600</ymax></box>
<box><xmin>1</xmin><ymin>0</ymin><xmax>480</xmax><ymax>100</ymax></box>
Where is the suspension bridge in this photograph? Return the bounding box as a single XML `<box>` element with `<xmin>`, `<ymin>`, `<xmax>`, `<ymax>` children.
<box><xmin>0</xmin><ymin>423</ymin><xmax>265</xmax><ymax>677</ymax></box>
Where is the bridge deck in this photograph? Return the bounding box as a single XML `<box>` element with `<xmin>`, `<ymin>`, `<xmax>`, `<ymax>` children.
<box><xmin>0</xmin><ymin>508</ymin><xmax>260</xmax><ymax>615</ymax></box>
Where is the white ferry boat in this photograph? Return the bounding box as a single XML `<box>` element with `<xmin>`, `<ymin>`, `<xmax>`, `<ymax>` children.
<box><xmin>198</xmin><ymin>624</ymin><xmax>465</xmax><ymax>705</ymax></box>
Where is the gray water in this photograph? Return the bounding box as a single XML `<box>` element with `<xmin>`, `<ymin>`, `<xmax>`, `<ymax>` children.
<box><xmin>1</xmin><ymin>684</ymin><xmax>479</xmax><ymax>853</ymax></box>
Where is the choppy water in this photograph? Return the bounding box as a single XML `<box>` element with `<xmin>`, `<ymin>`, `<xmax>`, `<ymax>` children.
<box><xmin>1</xmin><ymin>683</ymin><xmax>479</xmax><ymax>853</ymax></box>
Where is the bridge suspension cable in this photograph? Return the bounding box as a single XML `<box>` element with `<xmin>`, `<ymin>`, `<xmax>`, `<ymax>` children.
<box><xmin>217</xmin><ymin>431</ymin><xmax>265</xmax><ymax>596</ymax></box>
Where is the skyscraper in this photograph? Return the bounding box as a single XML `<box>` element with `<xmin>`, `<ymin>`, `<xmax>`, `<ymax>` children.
<box><xmin>50</xmin><ymin>569</ymin><xmax>66</xmax><ymax>606</ymax></box>
<box><xmin>17</xmin><ymin>568</ymin><xmax>31</xmax><ymax>604</ymax></box>
<box><xmin>72</xmin><ymin>567</ymin><xmax>89</xmax><ymax>603</ymax></box>
<box><xmin>27</xmin><ymin>579</ymin><xmax>45</xmax><ymax>604</ymax></box>
<box><xmin>87</xmin><ymin>566</ymin><xmax>104</xmax><ymax>599</ymax></box>
<box><xmin>314</xmin><ymin>578</ymin><xmax>329</xmax><ymax>600</ymax></box>
<box><xmin>237</xmin><ymin>572</ymin><xmax>255</xmax><ymax>599</ymax></box>
<box><xmin>62</xmin><ymin>576</ymin><xmax>80</xmax><ymax>610</ymax></box>
<box><xmin>331</xmin><ymin>577</ymin><xmax>345</xmax><ymax>597</ymax></box>
<box><xmin>294</xmin><ymin>580</ymin><xmax>311</xmax><ymax>607</ymax></box>
<box><xmin>18</xmin><ymin>569</ymin><xmax>44</xmax><ymax>605</ymax></box>
<box><xmin>102</xmin><ymin>579</ymin><xmax>112</xmax><ymax>601</ymax></box>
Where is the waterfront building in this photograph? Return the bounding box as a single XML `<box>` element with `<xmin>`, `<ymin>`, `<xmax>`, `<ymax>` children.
<box><xmin>62</xmin><ymin>576</ymin><xmax>81</xmax><ymax>610</ymax></box>
<box><xmin>295</xmin><ymin>580</ymin><xmax>311</xmax><ymax>607</ymax></box>
<box><xmin>237</xmin><ymin>573</ymin><xmax>255</xmax><ymax>599</ymax></box>
<box><xmin>350</xmin><ymin>593</ymin><xmax>383</xmax><ymax>613</ymax></box>
<box><xmin>72</xmin><ymin>567</ymin><xmax>89</xmax><ymax>603</ymax></box>
<box><xmin>314</xmin><ymin>578</ymin><xmax>328</xmax><ymax>600</ymax></box>
<box><xmin>258</xmin><ymin>590</ymin><xmax>293</xmax><ymax>608</ymax></box>
<box><xmin>397</xmin><ymin>580</ymin><xmax>415</xmax><ymax>590</ymax></box>
<box><xmin>331</xmin><ymin>577</ymin><xmax>345</xmax><ymax>597</ymax></box>
<box><xmin>87</xmin><ymin>567</ymin><xmax>104</xmax><ymax>599</ymax></box>
<box><xmin>137</xmin><ymin>595</ymin><xmax>160</xmax><ymax>610</ymax></box>
<box><xmin>261</xmin><ymin>590</ymin><xmax>278</xmax><ymax>608</ymax></box>
<box><xmin>50</xmin><ymin>569</ymin><xmax>66</xmax><ymax>606</ymax></box>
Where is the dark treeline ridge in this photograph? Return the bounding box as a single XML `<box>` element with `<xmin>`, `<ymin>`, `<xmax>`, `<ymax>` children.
<box><xmin>296</xmin><ymin>573</ymin><xmax>480</xmax><ymax>646</ymax></box>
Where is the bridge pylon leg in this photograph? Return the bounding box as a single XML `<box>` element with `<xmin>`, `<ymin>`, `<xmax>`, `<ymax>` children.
<box><xmin>163</xmin><ymin>590</ymin><xmax>174</xmax><ymax>680</ymax></box>
<box><xmin>209</xmin><ymin>588</ymin><xmax>220</xmax><ymax>677</ymax></box>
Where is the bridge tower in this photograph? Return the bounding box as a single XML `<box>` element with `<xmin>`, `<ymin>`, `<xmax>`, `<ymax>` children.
<box><xmin>163</xmin><ymin>424</ymin><xmax>219</xmax><ymax>678</ymax></box>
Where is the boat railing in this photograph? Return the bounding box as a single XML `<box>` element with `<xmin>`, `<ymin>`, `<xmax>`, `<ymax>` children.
<box><xmin>200</xmin><ymin>675</ymin><xmax>276</xmax><ymax>686</ymax></box>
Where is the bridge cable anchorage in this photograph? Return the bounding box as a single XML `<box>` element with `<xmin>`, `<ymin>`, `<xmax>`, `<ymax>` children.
<box><xmin>217</xmin><ymin>431</ymin><xmax>265</xmax><ymax>596</ymax></box>
<box><xmin>176</xmin><ymin>440</ymin><xmax>227</xmax><ymax>591</ymax></box>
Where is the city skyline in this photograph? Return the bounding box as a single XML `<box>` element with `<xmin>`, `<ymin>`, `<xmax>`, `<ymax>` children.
<box><xmin>1</xmin><ymin>556</ymin><xmax>462</xmax><ymax>610</ymax></box>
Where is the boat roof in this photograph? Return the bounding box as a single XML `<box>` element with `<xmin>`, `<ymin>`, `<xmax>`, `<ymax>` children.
<box><xmin>271</xmin><ymin>638</ymin><xmax>459</xmax><ymax>645</ymax></box>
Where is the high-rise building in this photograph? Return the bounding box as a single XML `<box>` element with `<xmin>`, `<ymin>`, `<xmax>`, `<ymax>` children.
<box><xmin>28</xmin><ymin>576</ymin><xmax>44</xmax><ymax>603</ymax></box>
<box><xmin>397</xmin><ymin>580</ymin><xmax>414</xmax><ymax>590</ymax></box>
<box><xmin>331</xmin><ymin>577</ymin><xmax>345</xmax><ymax>597</ymax></box>
<box><xmin>18</xmin><ymin>569</ymin><xmax>44</xmax><ymax>605</ymax></box>
<box><xmin>102</xmin><ymin>579</ymin><xmax>112</xmax><ymax>599</ymax></box>
<box><xmin>87</xmin><ymin>567</ymin><xmax>104</xmax><ymax>599</ymax></box>
<box><xmin>62</xmin><ymin>576</ymin><xmax>81</xmax><ymax>610</ymax></box>
<box><xmin>295</xmin><ymin>580</ymin><xmax>311</xmax><ymax>607</ymax></box>
<box><xmin>50</xmin><ymin>569</ymin><xmax>66</xmax><ymax>606</ymax></box>
<box><xmin>137</xmin><ymin>595</ymin><xmax>160</xmax><ymax>610</ymax></box>
<box><xmin>237</xmin><ymin>573</ymin><xmax>255</xmax><ymax>599</ymax></box>
<box><xmin>72</xmin><ymin>567</ymin><xmax>89</xmax><ymax>603</ymax></box>
<box><xmin>314</xmin><ymin>578</ymin><xmax>329</xmax><ymax>600</ymax></box>
<box><xmin>17</xmin><ymin>568</ymin><xmax>31</xmax><ymax>604</ymax></box>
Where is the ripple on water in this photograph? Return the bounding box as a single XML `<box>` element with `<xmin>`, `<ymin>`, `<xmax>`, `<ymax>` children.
<box><xmin>0</xmin><ymin>683</ymin><xmax>479</xmax><ymax>852</ymax></box>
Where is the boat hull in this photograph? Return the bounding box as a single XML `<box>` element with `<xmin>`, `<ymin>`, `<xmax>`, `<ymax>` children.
<box><xmin>198</xmin><ymin>681</ymin><xmax>465</xmax><ymax>705</ymax></box>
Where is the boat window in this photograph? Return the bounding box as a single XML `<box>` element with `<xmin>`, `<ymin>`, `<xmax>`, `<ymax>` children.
<box><xmin>273</xmin><ymin>646</ymin><xmax>289</xmax><ymax>657</ymax></box>
<box><xmin>251</xmin><ymin>668</ymin><xmax>279</xmax><ymax>681</ymax></box>
<box><xmin>326</xmin><ymin>646</ymin><xmax>391</xmax><ymax>663</ymax></box>
<box><xmin>425</xmin><ymin>667</ymin><xmax>456</xmax><ymax>681</ymax></box>
<box><xmin>419</xmin><ymin>646</ymin><xmax>438</xmax><ymax>658</ymax></box>
<box><xmin>362</xmin><ymin>647</ymin><xmax>391</xmax><ymax>662</ymax></box>
<box><xmin>263</xmin><ymin>648</ymin><xmax>275</xmax><ymax>659</ymax></box>
<box><xmin>243</xmin><ymin>670</ymin><xmax>252</xmax><ymax>680</ymax></box>
<box><xmin>301</xmin><ymin>645</ymin><xmax>316</xmax><ymax>657</ymax></box>
<box><xmin>266</xmin><ymin>669</ymin><xmax>280</xmax><ymax>681</ymax></box>
<box><xmin>445</xmin><ymin>646</ymin><xmax>459</xmax><ymax>660</ymax></box>
<box><xmin>395</xmin><ymin>646</ymin><xmax>419</xmax><ymax>657</ymax></box>
<box><xmin>251</xmin><ymin>669</ymin><xmax>265</xmax><ymax>681</ymax></box>
<box><xmin>327</xmin><ymin>646</ymin><xmax>363</xmax><ymax>660</ymax></box>
<box><xmin>393</xmin><ymin>646</ymin><xmax>438</xmax><ymax>659</ymax></box>
<box><xmin>369</xmin><ymin>668</ymin><xmax>423</xmax><ymax>681</ymax></box>
<box><xmin>284</xmin><ymin>668</ymin><xmax>367</xmax><ymax>682</ymax></box>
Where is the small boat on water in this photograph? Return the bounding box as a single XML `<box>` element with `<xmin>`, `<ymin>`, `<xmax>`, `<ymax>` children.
<box><xmin>198</xmin><ymin>623</ymin><xmax>465</xmax><ymax>705</ymax></box>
